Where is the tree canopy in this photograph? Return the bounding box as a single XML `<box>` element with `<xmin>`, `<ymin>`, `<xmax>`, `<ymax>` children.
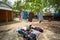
<box><xmin>13</xmin><ymin>0</ymin><xmax>60</xmax><ymax>14</ymax></box>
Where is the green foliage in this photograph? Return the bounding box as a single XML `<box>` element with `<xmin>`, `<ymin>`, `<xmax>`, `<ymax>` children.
<box><xmin>15</xmin><ymin>13</ymin><xmax>20</xmax><ymax>17</ymax></box>
<box><xmin>13</xmin><ymin>0</ymin><xmax>60</xmax><ymax>14</ymax></box>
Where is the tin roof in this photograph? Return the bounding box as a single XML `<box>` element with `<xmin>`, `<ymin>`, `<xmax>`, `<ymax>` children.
<box><xmin>0</xmin><ymin>1</ymin><xmax>12</xmax><ymax>11</ymax></box>
<box><xmin>0</xmin><ymin>1</ymin><xmax>20</xmax><ymax>12</ymax></box>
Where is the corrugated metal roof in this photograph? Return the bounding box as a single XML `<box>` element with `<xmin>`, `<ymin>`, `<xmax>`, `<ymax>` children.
<box><xmin>0</xmin><ymin>1</ymin><xmax>12</xmax><ymax>11</ymax></box>
<box><xmin>0</xmin><ymin>6</ymin><xmax>12</xmax><ymax>11</ymax></box>
<box><xmin>0</xmin><ymin>1</ymin><xmax>20</xmax><ymax>12</ymax></box>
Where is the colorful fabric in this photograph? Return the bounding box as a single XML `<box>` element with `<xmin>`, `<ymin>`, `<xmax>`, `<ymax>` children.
<box><xmin>23</xmin><ymin>11</ymin><xmax>28</xmax><ymax>20</ymax></box>
<box><xmin>17</xmin><ymin>26</ymin><xmax>43</xmax><ymax>40</ymax></box>
<box><xmin>28</xmin><ymin>12</ymin><xmax>34</xmax><ymax>22</ymax></box>
<box><xmin>37</xmin><ymin>12</ymin><xmax>44</xmax><ymax>21</ymax></box>
<box><xmin>20</xmin><ymin>12</ymin><xmax>24</xmax><ymax>20</ymax></box>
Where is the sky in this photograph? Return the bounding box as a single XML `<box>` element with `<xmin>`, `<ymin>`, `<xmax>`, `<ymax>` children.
<box><xmin>8</xmin><ymin>0</ymin><xmax>25</xmax><ymax>6</ymax></box>
<box><xmin>8</xmin><ymin>0</ymin><xmax>17</xmax><ymax>5</ymax></box>
<box><xmin>0</xmin><ymin>0</ymin><xmax>17</xmax><ymax>5</ymax></box>
<box><xmin>0</xmin><ymin>0</ymin><xmax>26</xmax><ymax>6</ymax></box>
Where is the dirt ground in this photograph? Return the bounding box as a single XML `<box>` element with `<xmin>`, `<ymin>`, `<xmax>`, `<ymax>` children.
<box><xmin>0</xmin><ymin>19</ymin><xmax>60</xmax><ymax>40</ymax></box>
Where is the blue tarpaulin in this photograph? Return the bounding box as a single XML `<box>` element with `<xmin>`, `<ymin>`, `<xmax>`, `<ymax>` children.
<box><xmin>54</xmin><ymin>14</ymin><xmax>60</xmax><ymax>17</ymax></box>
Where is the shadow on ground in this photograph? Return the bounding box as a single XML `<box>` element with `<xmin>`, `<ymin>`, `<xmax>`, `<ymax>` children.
<box><xmin>0</xmin><ymin>21</ymin><xmax>20</xmax><ymax>26</ymax></box>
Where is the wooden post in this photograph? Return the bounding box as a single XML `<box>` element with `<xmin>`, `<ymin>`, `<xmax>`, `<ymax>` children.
<box><xmin>12</xmin><ymin>12</ymin><xmax>13</xmax><ymax>21</ymax></box>
<box><xmin>6</xmin><ymin>11</ymin><xmax>8</xmax><ymax>23</ymax></box>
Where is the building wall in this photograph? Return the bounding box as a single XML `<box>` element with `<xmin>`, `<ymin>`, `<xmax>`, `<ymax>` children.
<box><xmin>0</xmin><ymin>9</ymin><xmax>13</xmax><ymax>22</ymax></box>
<box><xmin>7</xmin><ymin>11</ymin><xmax>12</xmax><ymax>21</ymax></box>
<box><xmin>0</xmin><ymin>10</ymin><xmax>6</xmax><ymax>22</ymax></box>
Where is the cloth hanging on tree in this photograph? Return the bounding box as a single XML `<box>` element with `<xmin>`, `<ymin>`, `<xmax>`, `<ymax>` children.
<box><xmin>23</xmin><ymin>11</ymin><xmax>28</xmax><ymax>20</ymax></box>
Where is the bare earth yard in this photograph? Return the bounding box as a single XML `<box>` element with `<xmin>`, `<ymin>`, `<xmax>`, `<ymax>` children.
<box><xmin>0</xmin><ymin>20</ymin><xmax>60</xmax><ymax>40</ymax></box>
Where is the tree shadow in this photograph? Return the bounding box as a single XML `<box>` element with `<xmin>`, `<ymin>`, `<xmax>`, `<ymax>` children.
<box><xmin>0</xmin><ymin>21</ymin><xmax>20</xmax><ymax>26</ymax></box>
<box><xmin>47</xmin><ymin>25</ymin><xmax>60</xmax><ymax>34</ymax></box>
